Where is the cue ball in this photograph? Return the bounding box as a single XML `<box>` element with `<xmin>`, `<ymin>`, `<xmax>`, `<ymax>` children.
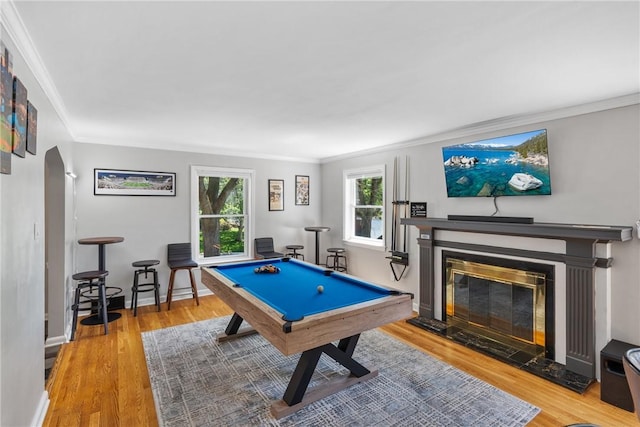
<box><xmin>317</xmin><ymin>285</ymin><xmax>324</xmax><ymax>293</ymax></box>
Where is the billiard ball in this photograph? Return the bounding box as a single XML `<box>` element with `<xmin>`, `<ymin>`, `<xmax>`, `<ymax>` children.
<box><xmin>317</xmin><ymin>285</ymin><xmax>324</xmax><ymax>293</ymax></box>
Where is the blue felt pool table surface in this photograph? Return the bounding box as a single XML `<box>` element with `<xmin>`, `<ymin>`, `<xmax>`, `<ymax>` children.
<box><xmin>211</xmin><ymin>258</ymin><xmax>395</xmax><ymax>322</ymax></box>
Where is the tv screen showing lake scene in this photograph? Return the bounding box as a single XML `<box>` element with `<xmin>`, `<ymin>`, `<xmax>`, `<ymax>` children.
<box><xmin>442</xmin><ymin>129</ymin><xmax>551</xmax><ymax>198</ymax></box>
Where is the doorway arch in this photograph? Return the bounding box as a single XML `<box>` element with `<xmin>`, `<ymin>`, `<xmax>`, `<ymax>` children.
<box><xmin>44</xmin><ymin>147</ymin><xmax>67</xmax><ymax>344</ymax></box>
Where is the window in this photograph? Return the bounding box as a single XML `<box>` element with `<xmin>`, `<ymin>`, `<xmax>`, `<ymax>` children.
<box><xmin>191</xmin><ymin>166</ymin><xmax>255</xmax><ymax>264</ymax></box>
<box><xmin>343</xmin><ymin>165</ymin><xmax>385</xmax><ymax>248</ymax></box>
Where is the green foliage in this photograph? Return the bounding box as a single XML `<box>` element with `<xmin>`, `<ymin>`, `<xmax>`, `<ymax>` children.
<box><xmin>514</xmin><ymin>133</ymin><xmax>548</xmax><ymax>157</ymax></box>
<box><xmin>356</xmin><ymin>177</ymin><xmax>383</xmax><ymax>205</ymax></box>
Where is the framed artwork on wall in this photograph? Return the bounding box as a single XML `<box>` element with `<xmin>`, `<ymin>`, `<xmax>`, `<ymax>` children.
<box><xmin>11</xmin><ymin>76</ymin><xmax>27</xmax><ymax>158</ymax></box>
<box><xmin>295</xmin><ymin>175</ymin><xmax>309</xmax><ymax>205</ymax></box>
<box><xmin>26</xmin><ymin>101</ymin><xmax>37</xmax><ymax>155</ymax></box>
<box><xmin>0</xmin><ymin>42</ymin><xmax>13</xmax><ymax>174</ymax></box>
<box><xmin>94</xmin><ymin>168</ymin><xmax>176</xmax><ymax>196</ymax></box>
<box><xmin>268</xmin><ymin>179</ymin><xmax>284</xmax><ymax>211</ymax></box>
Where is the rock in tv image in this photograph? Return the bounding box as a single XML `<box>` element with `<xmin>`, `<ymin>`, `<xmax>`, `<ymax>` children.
<box><xmin>441</xmin><ymin>129</ymin><xmax>551</xmax><ymax>198</ymax></box>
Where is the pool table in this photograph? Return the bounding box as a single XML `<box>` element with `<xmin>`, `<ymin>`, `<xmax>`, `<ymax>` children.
<box><xmin>201</xmin><ymin>257</ymin><xmax>413</xmax><ymax>419</ymax></box>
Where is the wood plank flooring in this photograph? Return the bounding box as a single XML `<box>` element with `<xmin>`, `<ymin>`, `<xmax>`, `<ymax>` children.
<box><xmin>44</xmin><ymin>295</ymin><xmax>636</xmax><ymax>426</ymax></box>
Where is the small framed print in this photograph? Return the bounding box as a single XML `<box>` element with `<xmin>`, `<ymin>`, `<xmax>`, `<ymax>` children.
<box><xmin>410</xmin><ymin>202</ymin><xmax>427</xmax><ymax>218</ymax></box>
<box><xmin>268</xmin><ymin>179</ymin><xmax>284</xmax><ymax>211</ymax></box>
<box><xmin>295</xmin><ymin>175</ymin><xmax>309</xmax><ymax>205</ymax></box>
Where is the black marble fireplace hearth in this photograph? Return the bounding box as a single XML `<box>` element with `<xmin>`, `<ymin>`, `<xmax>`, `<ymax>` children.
<box><xmin>407</xmin><ymin>316</ymin><xmax>594</xmax><ymax>393</ymax></box>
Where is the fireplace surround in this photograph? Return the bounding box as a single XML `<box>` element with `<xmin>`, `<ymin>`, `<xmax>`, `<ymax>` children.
<box><xmin>443</xmin><ymin>251</ymin><xmax>555</xmax><ymax>362</ymax></box>
<box><xmin>402</xmin><ymin>217</ymin><xmax>633</xmax><ymax>380</ymax></box>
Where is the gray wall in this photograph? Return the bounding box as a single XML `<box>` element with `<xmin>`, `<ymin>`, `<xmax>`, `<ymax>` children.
<box><xmin>320</xmin><ymin>104</ymin><xmax>640</xmax><ymax>345</ymax></box>
<box><xmin>0</xmin><ymin>29</ymin><xmax>75</xmax><ymax>427</ymax></box>
<box><xmin>72</xmin><ymin>144</ymin><xmax>322</xmax><ymax>305</ymax></box>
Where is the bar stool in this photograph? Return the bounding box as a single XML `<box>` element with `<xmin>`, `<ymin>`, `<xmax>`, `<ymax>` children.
<box><xmin>70</xmin><ymin>270</ymin><xmax>109</xmax><ymax>341</ymax></box>
<box><xmin>326</xmin><ymin>247</ymin><xmax>347</xmax><ymax>272</ymax></box>
<box><xmin>166</xmin><ymin>243</ymin><xmax>200</xmax><ymax>310</ymax></box>
<box><xmin>131</xmin><ymin>259</ymin><xmax>161</xmax><ymax>316</ymax></box>
<box><xmin>285</xmin><ymin>244</ymin><xmax>304</xmax><ymax>260</ymax></box>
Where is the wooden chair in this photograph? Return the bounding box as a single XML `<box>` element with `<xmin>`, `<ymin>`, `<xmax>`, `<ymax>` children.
<box><xmin>254</xmin><ymin>237</ymin><xmax>284</xmax><ymax>259</ymax></box>
<box><xmin>166</xmin><ymin>243</ymin><xmax>199</xmax><ymax>310</ymax></box>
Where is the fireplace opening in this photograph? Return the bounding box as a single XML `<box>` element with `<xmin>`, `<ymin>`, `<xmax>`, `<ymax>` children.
<box><xmin>442</xmin><ymin>251</ymin><xmax>555</xmax><ymax>362</ymax></box>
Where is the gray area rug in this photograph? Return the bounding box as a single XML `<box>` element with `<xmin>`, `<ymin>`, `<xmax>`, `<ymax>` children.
<box><xmin>142</xmin><ymin>316</ymin><xmax>540</xmax><ymax>426</ymax></box>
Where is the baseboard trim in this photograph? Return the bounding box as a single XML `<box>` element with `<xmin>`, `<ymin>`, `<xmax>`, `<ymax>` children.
<box><xmin>30</xmin><ymin>390</ymin><xmax>49</xmax><ymax>427</ymax></box>
<box><xmin>45</xmin><ymin>335</ymin><xmax>66</xmax><ymax>348</ymax></box>
<box><xmin>128</xmin><ymin>288</ymin><xmax>214</xmax><ymax>308</ymax></box>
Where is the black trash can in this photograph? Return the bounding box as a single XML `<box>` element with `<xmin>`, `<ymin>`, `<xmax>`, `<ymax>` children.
<box><xmin>601</xmin><ymin>339</ymin><xmax>637</xmax><ymax>412</ymax></box>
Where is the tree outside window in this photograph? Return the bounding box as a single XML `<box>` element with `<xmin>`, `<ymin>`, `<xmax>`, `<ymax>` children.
<box><xmin>192</xmin><ymin>166</ymin><xmax>254</xmax><ymax>262</ymax></box>
<box><xmin>344</xmin><ymin>166</ymin><xmax>385</xmax><ymax>248</ymax></box>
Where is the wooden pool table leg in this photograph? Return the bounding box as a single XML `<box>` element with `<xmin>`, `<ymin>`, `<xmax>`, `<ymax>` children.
<box><xmin>216</xmin><ymin>312</ymin><xmax>258</xmax><ymax>343</ymax></box>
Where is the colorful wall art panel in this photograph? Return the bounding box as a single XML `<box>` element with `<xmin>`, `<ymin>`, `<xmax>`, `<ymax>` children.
<box><xmin>26</xmin><ymin>101</ymin><xmax>37</xmax><ymax>155</ymax></box>
<box><xmin>1</xmin><ymin>43</ymin><xmax>13</xmax><ymax>174</ymax></box>
<box><xmin>11</xmin><ymin>76</ymin><xmax>27</xmax><ymax>158</ymax></box>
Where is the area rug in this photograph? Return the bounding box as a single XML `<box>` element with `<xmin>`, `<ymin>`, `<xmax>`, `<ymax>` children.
<box><xmin>142</xmin><ymin>316</ymin><xmax>540</xmax><ymax>426</ymax></box>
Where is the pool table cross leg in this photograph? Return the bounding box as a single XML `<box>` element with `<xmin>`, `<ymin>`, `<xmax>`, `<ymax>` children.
<box><xmin>323</xmin><ymin>336</ymin><xmax>370</xmax><ymax>378</ymax></box>
<box><xmin>283</xmin><ymin>347</ymin><xmax>323</xmax><ymax>405</ymax></box>
<box><xmin>225</xmin><ymin>313</ymin><xmax>244</xmax><ymax>335</ymax></box>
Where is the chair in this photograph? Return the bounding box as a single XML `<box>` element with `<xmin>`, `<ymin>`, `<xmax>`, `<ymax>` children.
<box><xmin>130</xmin><ymin>259</ymin><xmax>161</xmax><ymax>316</ymax></box>
<box><xmin>254</xmin><ymin>237</ymin><xmax>284</xmax><ymax>259</ymax></box>
<box><xmin>166</xmin><ymin>243</ymin><xmax>200</xmax><ymax>310</ymax></box>
<box><xmin>70</xmin><ymin>270</ymin><xmax>109</xmax><ymax>341</ymax></box>
<box><xmin>326</xmin><ymin>247</ymin><xmax>347</xmax><ymax>272</ymax></box>
<box><xmin>624</xmin><ymin>348</ymin><xmax>640</xmax><ymax>421</ymax></box>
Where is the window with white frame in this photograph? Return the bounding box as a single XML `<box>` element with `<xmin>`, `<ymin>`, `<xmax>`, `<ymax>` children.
<box><xmin>343</xmin><ymin>165</ymin><xmax>385</xmax><ymax>248</ymax></box>
<box><xmin>191</xmin><ymin>165</ymin><xmax>255</xmax><ymax>263</ymax></box>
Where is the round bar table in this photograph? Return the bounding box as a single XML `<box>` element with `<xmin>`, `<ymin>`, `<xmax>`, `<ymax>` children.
<box><xmin>78</xmin><ymin>236</ymin><xmax>124</xmax><ymax>324</ymax></box>
<box><xmin>304</xmin><ymin>226</ymin><xmax>330</xmax><ymax>265</ymax></box>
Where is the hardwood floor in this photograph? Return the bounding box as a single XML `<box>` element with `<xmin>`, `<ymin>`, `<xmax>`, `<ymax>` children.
<box><xmin>44</xmin><ymin>295</ymin><xmax>636</xmax><ymax>426</ymax></box>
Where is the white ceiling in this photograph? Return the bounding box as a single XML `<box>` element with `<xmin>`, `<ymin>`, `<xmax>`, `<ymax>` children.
<box><xmin>7</xmin><ymin>1</ymin><xmax>640</xmax><ymax>162</ymax></box>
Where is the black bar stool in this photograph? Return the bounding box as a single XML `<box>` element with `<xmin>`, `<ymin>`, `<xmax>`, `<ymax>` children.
<box><xmin>131</xmin><ymin>259</ymin><xmax>161</xmax><ymax>316</ymax></box>
<box><xmin>286</xmin><ymin>244</ymin><xmax>304</xmax><ymax>260</ymax></box>
<box><xmin>71</xmin><ymin>270</ymin><xmax>109</xmax><ymax>341</ymax></box>
<box><xmin>326</xmin><ymin>247</ymin><xmax>347</xmax><ymax>272</ymax></box>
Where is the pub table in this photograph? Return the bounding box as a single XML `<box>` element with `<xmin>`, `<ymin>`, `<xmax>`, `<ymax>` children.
<box><xmin>304</xmin><ymin>226</ymin><xmax>330</xmax><ymax>265</ymax></box>
<box><xmin>78</xmin><ymin>236</ymin><xmax>124</xmax><ymax>324</ymax></box>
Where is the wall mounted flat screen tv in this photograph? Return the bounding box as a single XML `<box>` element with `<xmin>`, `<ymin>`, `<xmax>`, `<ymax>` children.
<box><xmin>442</xmin><ymin>129</ymin><xmax>551</xmax><ymax>198</ymax></box>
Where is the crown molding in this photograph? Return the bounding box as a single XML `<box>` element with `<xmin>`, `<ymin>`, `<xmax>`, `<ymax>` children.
<box><xmin>1</xmin><ymin>0</ymin><xmax>77</xmax><ymax>139</ymax></box>
<box><xmin>320</xmin><ymin>93</ymin><xmax>640</xmax><ymax>164</ymax></box>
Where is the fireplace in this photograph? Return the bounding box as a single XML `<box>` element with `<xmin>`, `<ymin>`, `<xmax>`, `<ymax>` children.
<box><xmin>401</xmin><ymin>217</ymin><xmax>633</xmax><ymax>382</ymax></box>
<box><xmin>442</xmin><ymin>251</ymin><xmax>554</xmax><ymax>361</ymax></box>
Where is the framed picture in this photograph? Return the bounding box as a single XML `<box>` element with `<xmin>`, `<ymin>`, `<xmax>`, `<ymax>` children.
<box><xmin>0</xmin><ymin>43</ymin><xmax>13</xmax><ymax>174</ymax></box>
<box><xmin>268</xmin><ymin>179</ymin><xmax>284</xmax><ymax>211</ymax></box>
<box><xmin>295</xmin><ymin>175</ymin><xmax>309</xmax><ymax>205</ymax></box>
<box><xmin>410</xmin><ymin>202</ymin><xmax>427</xmax><ymax>217</ymax></box>
<box><xmin>26</xmin><ymin>101</ymin><xmax>37</xmax><ymax>155</ymax></box>
<box><xmin>11</xmin><ymin>76</ymin><xmax>27</xmax><ymax>158</ymax></box>
<box><xmin>94</xmin><ymin>168</ymin><xmax>176</xmax><ymax>196</ymax></box>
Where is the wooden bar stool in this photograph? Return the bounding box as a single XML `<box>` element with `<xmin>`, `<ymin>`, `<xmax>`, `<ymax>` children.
<box><xmin>326</xmin><ymin>247</ymin><xmax>347</xmax><ymax>272</ymax></box>
<box><xmin>285</xmin><ymin>244</ymin><xmax>304</xmax><ymax>260</ymax></box>
<box><xmin>166</xmin><ymin>243</ymin><xmax>200</xmax><ymax>310</ymax></box>
<box><xmin>131</xmin><ymin>259</ymin><xmax>161</xmax><ymax>316</ymax></box>
<box><xmin>71</xmin><ymin>270</ymin><xmax>109</xmax><ymax>341</ymax></box>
